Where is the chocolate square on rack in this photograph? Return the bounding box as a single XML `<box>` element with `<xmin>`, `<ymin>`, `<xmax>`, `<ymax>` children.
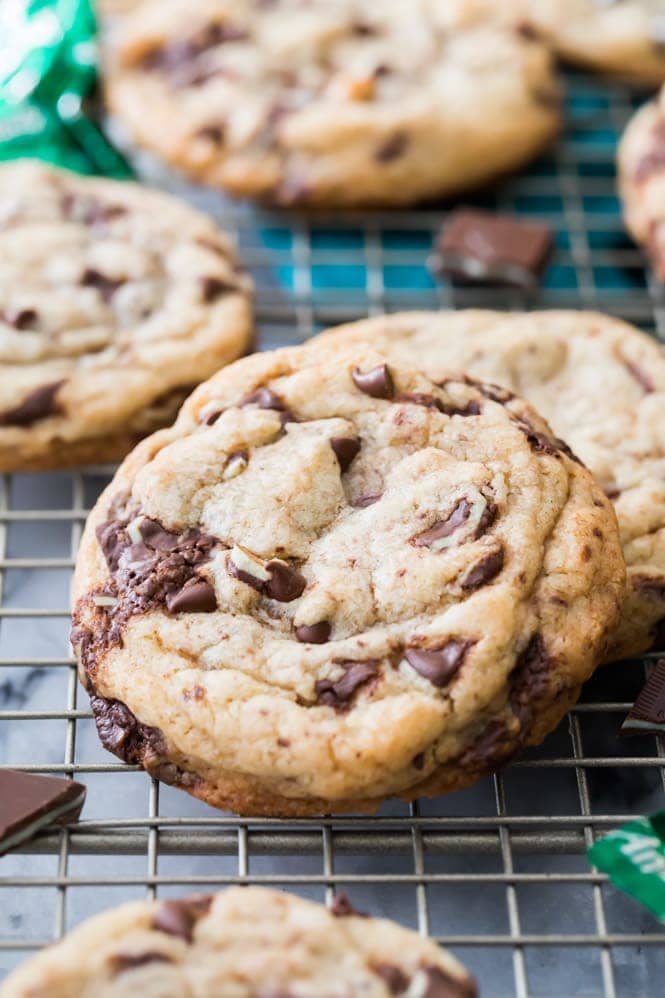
<box><xmin>0</xmin><ymin>770</ymin><xmax>86</xmax><ymax>856</ymax></box>
<box><xmin>432</xmin><ymin>209</ymin><xmax>553</xmax><ymax>289</ymax></box>
<box><xmin>621</xmin><ymin>659</ymin><xmax>665</xmax><ymax>737</ymax></box>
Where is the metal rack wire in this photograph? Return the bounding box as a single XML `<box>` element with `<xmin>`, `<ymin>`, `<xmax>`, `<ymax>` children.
<box><xmin>2</xmin><ymin>71</ymin><xmax>665</xmax><ymax>996</ymax></box>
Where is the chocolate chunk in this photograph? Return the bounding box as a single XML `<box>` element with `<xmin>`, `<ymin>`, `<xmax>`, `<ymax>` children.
<box><xmin>351</xmin><ymin>20</ymin><xmax>377</xmax><ymax>36</ymax></box>
<box><xmin>315</xmin><ymin>660</ymin><xmax>379</xmax><ymax>710</ymax></box>
<box><xmin>199</xmin><ymin>275</ymin><xmax>237</xmax><ymax>302</ymax></box>
<box><xmin>329</xmin><ymin>892</ymin><xmax>367</xmax><ymax>917</ymax></box>
<box><xmin>265</xmin><ymin>559</ymin><xmax>306</xmax><ymax>602</ymax></box>
<box><xmin>1</xmin><ymin>307</ymin><xmax>38</xmax><ymax>330</ymax></box>
<box><xmin>352</xmin><ymin>364</ymin><xmax>394</xmax><ymax>399</ymax></box>
<box><xmin>227</xmin><ymin>555</ymin><xmax>267</xmax><ymax>593</ymax></box>
<box><xmin>352</xmin><ymin>493</ymin><xmax>382</xmax><ymax>508</ymax></box>
<box><xmin>621</xmin><ymin>659</ymin><xmax>665</xmax><ymax>736</ymax></box>
<box><xmin>419</xmin><ymin>964</ymin><xmax>477</xmax><ymax>998</ymax></box>
<box><xmin>399</xmin><ymin>392</ymin><xmax>481</xmax><ymax>417</ymax></box>
<box><xmin>509</xmin><ymin>633</ymin><xmax>551</xmax><ymax>729</ymax></box>
<box><xmin>330</xmin><ymin>436</ymin><xmax>361</xmax><ymax>472</ymax></box>
<box><xmin>0</xmin><ymin>380</ymin><xmax>65</xmax><ymax>427</ymax></box>
<box><xmin>405</xmin><ymin>640</ymin><xmax>473</xmax><ymax>688</ymax></box>
<box><xmin>166</xmin><ymin>577</ymin><xmax>217</xmax><ymax>614</ymax></box>
<box><xmin>196</xmin><ymin>123</ymin><xmax>225</xmax><ymax>143</ymax></box>
<box><xmin>295</xmin><ymin>621</ymin><xmax>331</xmax><ymax>644</ymax></box>
<box><xmin>623</xmin><ymin>358</ymin><xmax>655</xmax><ymax>394</ymax></box>
<box><xmin>90</xmin><ymin>695</ymin><xmax>167</xmax><ymax>764</ymax></box>
<box><xmin>152</xmin><ymin>895</ymin><xmax>213</xmax><ymax>943</ymax></box>
<box><xmin>110</xmin><ymin>952</ymin><xmax>173</xmax><ymax>975</ymax></box>
<box><xmin>516</xmin><ymin>419</ymin><xmax>560</xmax><ymax>457</ymax></box>
<box><xmin>413</xmin><ymin>499</ymin><xmax>471</xmax><ymax>547</ymax></box>
<box><xmin>371</xmin><ymin>963</ymin><xmax>410</xmax><ymax>994</ymax></box>
<box><xmin>0</xmin><ymin>770</ymin><xmax>86</xmax><ymax>857</ymax></box>
<box><xmin>412</xmin><ymin>752</ymin><xmax>425</xmax><ymax>770</ymax></box>
<box><xmin>242</xmin><ymin>386</ymin><xmax>293</xmax><ymax>423</ymax></box>
<box><xmin>433</xmin><ymin>210</ymin><xmax>553</xmax><ymax>290</ymax></box>
<box><xmin>456</xmin><ymin>718</ymin><xmax>513</xmax><ymax>771</ymax></box>
<box><xmin>80</xmin><ymin>267</ymin><xmax>124</xmax><ymax>302</ymax></box>
<box><xmin>96</xmin><ymin>519</ymin><xmax>128</xmax><ymax>572</ymax></box>
<box><xmin>375</xmin><ymin>131</ymin><xmax>409</xmax><ymax>162</ymax></box>
<box><xmin>460</xmin><ymin>548</ymin><xmax>504</xmax><ymax>591</ymax></box>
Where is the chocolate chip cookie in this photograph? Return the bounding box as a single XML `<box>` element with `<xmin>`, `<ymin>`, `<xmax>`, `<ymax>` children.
<box><xmin>519</xmin><ymin>0</ymin><xmax>665</xmax><ymax>84</ymax></box>
<box><xmin>0</xmin><ymin>160</ymin><xmax>252</xmax><ymax>471</ymax></box>
<box><xmin>0</xmin><ymin>886</ymin><xmax>477</xmax><ymax>998</ymax></box>
<box><xmin>102</xmin><ymin>0</ymin><xmax>561</xmax><ymax>206</ymax></box>
<box><xmin>314</xmin><ymin>309</ymin><xmax>664</xmax><ymax>661</ymax></box>
<box><xmin>72</xmin><ymin>342</ymin><xmax>624</xmax><ymax>816</ymax></box>
<box><xmin>619</xmin><ymin>87</ymin><xmax>665</xmax><ymax>279</ymax></box>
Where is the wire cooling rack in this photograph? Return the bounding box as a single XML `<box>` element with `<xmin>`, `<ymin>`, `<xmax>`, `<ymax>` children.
<box><xmin>2</xmin><ymin>71</ymin><xmax>665</xmax><ymax>998</ymax></box>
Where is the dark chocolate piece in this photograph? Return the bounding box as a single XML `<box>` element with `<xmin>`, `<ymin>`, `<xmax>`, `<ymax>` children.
<box><xmin>433</xmin><ymin>210</ymin><xmax>553</xmax><ymax>289</ymax></box>
<box><xmin>413</xmin><ymin>499</ymin><xmax>471</xmax><ymax>547</ymax></box>
<box><xmin>265</xmin><ymin>560</ymin><xmax>306</xmax><ymax>602</ymax></box>
<box><xmin>0</xmin><ymin>770</ymin><xmax>86</xmax><ymax>856</ymax></box>
<box><xmin>509</xmin><ymin>633</ymin><xmax>552</xmax><ymax>729</ymax></box>
<box><xmin>330</xmin><ymin>436</ymin><xmax>361</xmax><ymax>472</ymax></box>
<box><xmin>90</xmin><ymin>696</ymin><xmax>167</xmax><ymax>764</ymax></box>
<box><xmin>199</xmin><ymin>276</ymin><xmax>237</xmax><ymax>302</ymax></box>
<box><xmin>165</xmin><ymin>577</ymin><xmax>217</xmax><ymax>614</ymax></box>
<box><xmin>352</xmin><ymin>493</ymin><xmax>382</xmax><ymax>508</ymax></box>
<box><xmin>0</xmin><ymin>380</ymin><xmax>65</xmax><ymax>427</ymax></box>
<box><xmin>1</xmin><ymin>307</ymin><xmax>38</xmax><ymax>330</ymax></box>
<box><xmin>152</xmin><ymin>896</ymin><xmax>213</xmax><ymax>943</ymax></box>
<box><xmin>375</xmin><ymin>131</ymin><xmax>409</xmax><ymax>162</ymax></box>
<box><xmin>460</xmin><ymin>548</ymin><xmax>504</xmax><ymax>591</ymax></box>
<box><xmin>110</xmin><ymin>952</ymin><xmax>174</xmax><ymax>975</ymax></box>
<box><xmin>80</xmin><ymin>267</ymin><xmax>124</xmax><ymax>302</ymax></box>
<box><xmin>329</xmin><ymin>892</ymin><xmax>367</xmax><ymax>917</ymax></box>
<box><xmin>241</xmin><ymin>386</ymin><xmax>292</xmax><ymax>423</ymax></box>
<box><xmin>621</xmin><ymin>659</ymin><xmax>665</xmax><ymax>736</ymax></box>
<box><xmin>352</xmin><ymin>364</ymin><xmax>394</xmax><ymax>399</ymax></box>
<box><xmin>295</xmin><ymin>621</ymin><xmax>331</xmax><ymax>644</ymax></box>
<box><xmin>404</xmin><ymin>640</ymin><xmax>473</xmax><ymax>688</ymax></box>
<box><xmin>420</xmin><ymin>964</ymin><xmax>477</xmax><ymax>998</ymax></box>
<box><xmin>315</xmin><ymin>660</ymin><xmax>379</xmax><ymax>710</ymax></box>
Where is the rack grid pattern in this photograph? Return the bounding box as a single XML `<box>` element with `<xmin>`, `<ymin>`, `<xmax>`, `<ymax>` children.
<box><xmin>2</xmin><ymin>72</ymin><xmax>665</xmax><ymax>997</ymax></box>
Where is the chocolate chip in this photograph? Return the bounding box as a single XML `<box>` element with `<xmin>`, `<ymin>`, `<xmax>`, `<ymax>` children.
<box><xmin>516</xmin><ymin>419</ymin><xmax>560</xmax><ymax>457</ymax></box>
<box><xmin>81</xmin><ymin>268</ymin><xmax>124</xmax><ymax>302</ymax></box>
<box><xmin>242</xmin><ymin>386</ymin><xmax>293</xmax><ymax>422</ymax></box>
<box><xmin>329</xmin><ymin>892</ymin><xmax>367</xmax><ymax>917</ymax></box>
<box><xmin>196</xmin><ymin>123</ymin><xmax>225</xmax><ymax>143</ymax></box>
<box><xmin>0</xmin><ymin>380</ymin><xmax>66</xmax><ymax>427</ymax></box>
<box><xmin>265</xmin><ymin>559</ymin><xmax>306</xmax><ymax>602</ymax></box>
<box><xmin>166</xmin><ymin>577</ymin><xmax>217</xmax><ymax>614</ymax></box>
<box><xmin>315</xmin><ymin>660</ymin><xmax>379</xmax><ymax>710</ymax></box>
<box><xmin>352</xmin><ymin>493</ymin><xmax>382</xmax><ymax>508</ymax></box>
<box><xmin>96</xmin><ymin>520</ymin><xmax>128</xmax><ymax>572</ymax></box>
<box><xmin>623</xmin><ymin>358</ymin><xmax>655</xmax><ymax>393</ymax></box>
<box><xmin>405</xmin><ymin>640</ymin><xmax>473</xmax><ymax>688</ymax></box>
<box><xmin>371</xmin><ymin>962</ymin><xmax>410</xmax><ymax>995</ymax></box>
<box><xmin>375</xmin><ymin>131</ymin><xmax>409</xmax><ymax>162</ymax></box>
<box><xmin>461</xmin><ymin>548</ymin><xmax>504</xmax><ymax>591</ymax></box>
<box><xmin>419</xmin><ymin>964</ymin><xmax>477</xmax><ymax>998</ymax></box>
<box><xmin>90</xmin><ymin>695</ymin><xmax>167</xmax><ymax>764</ymax></box>
<box><xmin>621</xmin><ymin>658</ymin><xmax>665</xmax><ymax>735</ymax></box>
<box><xmin>152</xmin><ymin>896</ymin><xmax>213</xmax><ymax>943</ymax></box>
<box><xmin>413</xmin><ymin>499</ymin><xmax>472</xmax><ymax>547</ymax></box>
<box><xmin>199</xmin><ymin>275</ymin><xmax>237</xmax><ymax>302</ymax></box>
<box><xmin>142</xmin><ymin>23</ymin><xmax>248</xmax><ymax>79</ymax></box>
<box><xmin>295</xmin><ymin>621</ymin><xmax>331</xmax><ymax>644</ymax></box>
<box><xmin>509</xmin><ymin>633</ymin><xmax>551</xmax><ymax>728</ymax></box>
<box><xmin>330</xmin><ymin>436</ymin><xmax>361</xmax><ymax>472</ymax></box>
<box><xmin>110</xmin><ymin>952</ymin><xmax>173</xmax><ymax>975</ymax></box>
<box><xmin>139</xmin><ymin>518</ymin><xmax>183</xmax><ymax>551</ymax></box>
<box><xmin>433</xmin><ymin>209</ymin><xmax>553</xmax><ymax>290</ymax></box>
<box><xmin>412</xmin><ymin>752</ymin><xmax>425</xmax><ymax>770</ymax></box>
<box><xmin>227</xmin><ymin>557</ymin><xmax>266</xmax><ymax>593</ymax></box>
<box><xmin>1</xmin><ymin>307</ymin><xmax>38</xmax><ymax>330</ymax></box>
<box><xmin>351</xmin><ymin>20</ymin><xmax>377</xmax><ymax>36</ymax></box>
<box><xmin>400</xmin><ymin>392</ymin><xmax>481</xmax><ymax>417</ymax></box>
<box><xmin>352</xmin><ymin>364</ymin><xmax>394</xmax><ymax>399</ymax></box>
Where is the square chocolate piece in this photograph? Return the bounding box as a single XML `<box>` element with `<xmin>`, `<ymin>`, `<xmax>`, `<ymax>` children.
<box><xmin>0</xmin><ymin>769</ymin><xmax>86</xmax><ymax>856</ymax></box>
<box><xmin>621</xmin><ymin>659</ymin><xmax>665</xmax><ymax>737</ymax></box>
<box><xmin>432</xmin><ymin>209</ymin><xmax>553</xmax><ymax>289</ymax></box>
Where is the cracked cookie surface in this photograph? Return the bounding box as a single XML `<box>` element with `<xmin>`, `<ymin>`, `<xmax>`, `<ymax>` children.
<box><xmin>0</xmin><ymin>886</ymin><xmax>476</xmax><ymax>998</ymax></box>
<box><xmin>0</xmin><ymin>161</ymin><xmax>252</xmax><ymax>471</ymax></box>
<box><xmin>314</xmin><ymin>309</ymin><xmax>665</xmax><ymax>661</ymax></box>
<box><xmin>102</xmin><ymin>0</ymin><xmax>561</xmax><ymax>206</ymax></box>
<box><xmin>518</xmin><ymin>0</ymin><xmax>665</xmax><ymax>84</ymax></box>
<box><xmin>72</xmin><ymin>342</ymin><xmax>624</xmax><ymax>816</ymax></box>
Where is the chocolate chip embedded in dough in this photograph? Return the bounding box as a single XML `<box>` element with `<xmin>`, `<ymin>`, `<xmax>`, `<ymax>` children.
<box><xmin>295</xmin><ymin>621</ymin><xmax>331</xmax><ymax>644</ymax></box>
<box><xmin>315</xmin><ymin>660</ymin><xmax>379</xmax><ymax>709</ymax></box>
<box><xmin>352</xmin><ymin>493</ymin><xmax>382</xmax><ymax>508</ymax></box>
<box><xmin>375</xmin><ymin>131</ymin><xmax>409</xmax><ymax>162</ymax></box>
<box><xmin>80</xmin><ymin>267</ymin><xmax>124</xmax><ymax>303</ymax></box>
<box><xmin>0</xmin><ymin>380</ymin><xmax>66</xmax><ymax>427</ymax></box>
<box><xmin>241</xmin><ymin>386</ymin><xmax>294</xmax><ymax>423</ymax></box>
<box><xmin>265</xmin><ymin>559</ymin><xmax>306</xmax><ymax>602</ymax></box>
<box><xmin>110</xmin><ymin>952</ymin><xmax>174</xmax><ymax>975</ymax></box>
<box><xmin>404</xmin><ymin>640</ymin><xmax>473</xmax><ymax>688</ymax></box>
<box><xmin>352</xmin><ymin>364</ymin><xmax>394</xmax><ymax>399</ymax></box>
<box><xmin>370</xmin><ymin>962</ymin><xmax>410</xmax><ymax>995</ymax></box>
<box><xmin>413</xmin><ymin>499</ymin><xmax>471</xmax><ymax>548</ymax></box>
<box><xmin>152</xmin><ymin>896</ymin><xmax>213</xmax><ymax>943</ymax></box>
<box><xmin>330</xmin><ymin>436</ymin><xmax>361</xmax><ymax>472</ymax></box>
<box><xmin>460</xmin><ymin>548</ymin><xmax>505</xmax><ymax>591</ymax></box>
<box><xmin>166</xmin><ymin>577</ymin><xmax>217</xmax><ymax>614</ymax></box>
<box><xmin>1</xmin><ymin>307</ymin><xmax>38</xmax><ymax>330</ymax></box>
<box><xmin>329</xmin><ymin>892</ymin><xmax>367</xmax><ymax>917</ymax></box>
<box><xmin>199</xmin><ymin>275</ymin><xmax>237</xmax><ymax>302</ymax></box>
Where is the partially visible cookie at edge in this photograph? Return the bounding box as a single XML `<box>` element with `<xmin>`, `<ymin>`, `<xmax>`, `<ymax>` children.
<box><xmin>71</xmin><ymin>341</ymin><xmax>624</xmax><ymax>817</ymax></box>
<box><xmin>313</xmin><ymin>309</ymin><xmax>665</xmax><ymax>661</ymax></box>
<box><xmin>0</xmin><ymin>160</ymin><xmax>252</xmax><ymax>472</ymax></box>
<box><xmin>102</xmin><ymin>0</ymin><xmax>561</xmax><ymax>206</ymax></box>
<box><xmin>0</xmin><ymin>886</ymin><xmax>477</xmax><ymax>998</ymax></box>
<box><xmin>619</xmin><ymin>87</ymin><xmax>665</xmax><ymax>279</ymax></box>
<box><xmin>518</xmin><ymin>0</ymin><xmax>665</xmax><ymax>85</ymax></box>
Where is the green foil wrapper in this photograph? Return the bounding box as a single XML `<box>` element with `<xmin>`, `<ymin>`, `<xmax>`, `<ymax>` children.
<box><xmin>588</xmin><ymin>812</ymin><xmax>665</xmax><ymax>921</ymax></box>
<box><xmin>0</xmin><ymin>0</ymin><xmax>130</xmax><ymax>176</ymax></box>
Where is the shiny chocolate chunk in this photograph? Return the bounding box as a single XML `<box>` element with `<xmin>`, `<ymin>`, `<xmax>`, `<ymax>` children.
<box><xmin>621</xmin><ymin>658</ymin><xmax>665</xmax><ymax>736</ymax></box>
<box><xmin>352</xmin><ymin>364</ymin><xmax>394</xmax><ymax>399</ymax></box>
<box><xmin>413</xmin><ymin>499</ymin><xmax>471</xmax><ymax>547</ymax></box>
<box><xmin>315</xmin><ymin>660</ymin><xmax>379</xmax><ymax>709</ymax></box>
<box><xmin>80</xmin><ymin>267</ymin><xmax>124</xmax><ymax>302</ymax></box>
<box><xmin>460</xmin><ymin>548</ymin><xmax>504</xmax><ymax>591</ymax></box>
<box><xmin>433</xmin><ymin>210</ymin><xmax>553</xmax><ymax>289</ymax></box>
<box><xmin>152</xmin><ymin>895</ymin><xmax>213</xmax><ymax>943</ymax></box>
<box><xmin>166</xmin><ymin>577</ymin><xmax>217</xmax><ymax>614</ymax></box>
<box><xmin>265</xmin><ymin>559</ymin><xmax>306</xmax><ymax>602</ymax></box>
<box><xmin>405</xmin><ymin>640</ymin><xmax>473</xmax><ymax>688</ymax></box>
<box><xmin>330</xmin><ymin>436</ymin><xmax>361</xmax><ymax>472</ymax></box>
<box><xmin>0</xmin><ymin>380</ymin><xmax>66</xmax><ymax>427</ymax></box>
<box><xmin>90</xmin><ymin>696</ymin><xmax>167</xmax><ymax>764</ymax></box>
<box><xmin>295</xmin><ymin>621</ymin><xmax>331</xmax><ymax>644</ymax></box>
<box><xmin>1</xmin><ymin>307</ymin><xmax>38</xmax><ymax>330</ymax></box>
<box><xmin>509</xmin><ymin>633</ymin><xmax>551</xmax><ymax>728</ymax></box>
<box><xmin>0</xmin><ymin>770</ymin><xmax>86</xmax><ymax>857</ymax></box>
<box><xmin>242</xmin><ymin>386</ymin><xmax>292</xmax><ymax>422</ymax></box>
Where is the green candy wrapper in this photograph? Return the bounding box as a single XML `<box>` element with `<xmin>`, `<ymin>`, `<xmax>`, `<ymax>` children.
<box><xmin>0</xmin><ymin>0</ymin><xmax>130</xmax><ymax>176</ymax></box>
<box><xmin>588</xmin><ymin>812</ymin><xmax>665</xmax><ymax>921</ymax></box>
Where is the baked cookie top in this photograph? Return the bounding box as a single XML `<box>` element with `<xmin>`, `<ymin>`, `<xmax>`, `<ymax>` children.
<box><xmin>519</xmin><ymin>0</ymin><xmax>665</xmax><ymax>84</ymax></box>
<box><xmin>71</xmin><ymin>343</ymin><xmax>624</xmax><ymax>815</ymax></box>
<box><xmin>102</xmin><ymin>0</ymin><xmax>560</xmax><ymax>206</ymax></box>
<box><xmin>619</xmin><ymin>87</ymin><xmax>665</xmax><ymax>280</ymax></box>
<box><xmin>0</xmin><ymin>886</ymin><xmax>476</xmax><ymax>998</ymax></box>
<box><xmin>0</xmin><ymin>160</ymin><xmax>252</xmax><ymax>471</ymax></box>
<box><xmin>314</xmin><ymin>310</ymin><xmax>664</xmax><ymax>660</ymax></box>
